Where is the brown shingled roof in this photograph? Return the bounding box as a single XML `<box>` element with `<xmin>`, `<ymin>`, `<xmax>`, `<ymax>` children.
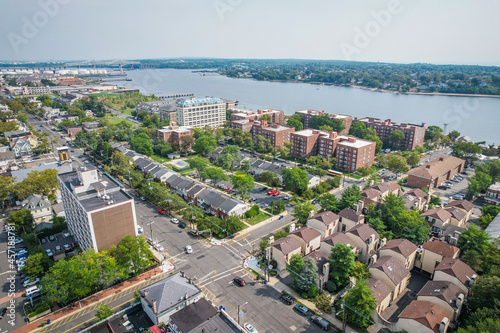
<box><xmin>422</xmin><ymin>240</ymin><xmax>459</xmax><ymax>258</ymax></box>
<box><xmin>445</xmin><ymin>207</ymin><xmax>466</xmax><ymax>221</ymax></box>
<box><xmin>347</xmin><ymin>223</ymin><xmax>379</xmax><ymax>242</ymax></box>
<box><xmin>418</xmin><ymin>280</ymin><xmax>463</xmax><ymax>308</ymax></box>
<box><xmin>289</xmin><ymin>227</ymin><xmax>321</xmax><ymax>243</ymax></box>
<box><xmin>308</xmin><ymin>211</ymin><xmax>339</xmax><ymax>226</ymax></box>
<box><xmin>421</xmin><ymin>208</ymin><xmax>452</xmax><ymax>222</ymax></box>
<box><xmin>434</xmin><ymin>258</ymin><xmax>477</xmax><ymax>286</ymax></box>
<box><xmin>408</xmin><ymin>155</ymin><xmax>465</xmax><ymax>179</ymax></box>
<box><xmin>381</xmin><ymin>239</ymin><xmax>418</xmax><ymax>258</ymax></box>
<box><xmin>399</xmin><ymin>300</ymin><xmax>451</xmax><ymax>333</ymax></box>
<box><xmin>370</xmin><ymin>256</ymin><xmax>410</xmax><ymax>286</ymax></box>
<box><xmin>322</xmin><ymin>232</ymin><xmax>355</xmax><ymax>248</ymax></box>
<box><xmin>338</xmin><ymin>208</ymin><xmax>364</xmax><ymax>222</ymax></box>
<box><xmin>362</xmin><ymin>188</ymin><xmax>382</xmax><ymax>200</ymax></box>
<box><xmin>269</xmin><ymin>236</ymin><xmax>301</xmax><ymax>255</ymax></box>
<box><xmin>445</xmin><ymin>199</ymin><xmax>474</xmax><ymax>212</ymax></box>
<box><xmin>367</xmin><ymin>278</ymin><xmax>392</xmax><ymax>306</ymax></box>
<box><xmin>405</xmin><ymin>188</ymin><xmax>429</xmax><ymax>200</ymax></box>
<box><xmin>370</xmin><ymin>183</ymin><xmax>392</xmax><ymax>194</ymax></box>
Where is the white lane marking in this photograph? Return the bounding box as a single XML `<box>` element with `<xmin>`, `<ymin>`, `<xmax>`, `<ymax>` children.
<box><xmin>197</xmin><ymin>266</ymin><xmax>241</xmax><ymax>284</ymax></box>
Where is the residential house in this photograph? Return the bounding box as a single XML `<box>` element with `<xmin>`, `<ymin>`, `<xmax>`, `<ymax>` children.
<box><xmin>360</xmin><ymin>182</ymin><xmax>400</xmax><ymax>209</ymax></box>
<box><xmin>307</xmin><ymin>174</ymin><xmax>321</xmax><ymax>188</ymax></box>
<box><xmin>403</xmin><ymin>188</ymin><xmax>430</xmax><ymax>211</ymax></box>
<box><xmin>266</xmin><ymin>236</ymin><xmax>302</xmax><ymax>271</ymax></box>
<box><xmin>346</xmin><ymin>224</ymin><xmax>381</xmax><ymax>264</ymax></box>
<box><xmin>398</xmin><ymin>300</ymin><xmax>451</xmax><ymax>333</ymax></box>
<box><xmin>417</xmin><ymin>281</ymin><xmax>465</xmax><ymax>322</ymax></box>
<box><xmin>139</xmin><ymin>272</ymin><xmax>203</xmax><ymax>325</ymax></box>
<box><xmin>445</xmin><ymin>200</ymin><xmax>474</xmax><ymax>221</ymax></box>
<box><xmin>338</xmin><ymin>208</ymin><xmax>364</xmax><ymax>232</ymax></box>
<box><xmin>485</xmin><ymin>182</ymin><xmax>500</xmax><ymax>206</ymax></box>
<box><xmin>304</xmin><ymin>251</ymin><xmax>330</xmax><ymax>292</ymax></box>
<box><xmin>288</xmin><ymin>227</ymin><xmax>322</xmax><ymax>255</ymax></box>
<box><xmin>369</xmin><ymin>256</ymin><xmax>410</xmax><ymax>300</ymax></box>
<box><xmin>367</xmin><ymin>278</ymin><xmax>392</xmax><ymax>314</ymax></box>
<box><xmin>422</xmin><ymin>208</ymin><xmax>453</xmax><ymax>235</ymax></box>
<box><xmin>64</xmin><ymin>125</ymin><xmax>83</xmax><ymax>137</ymax></box>
<box><xmin>12</xmin><ymin>139</ymin><xmax>32</xmax><ymax>157</ymax></box>
<box><xmin>418</xmin><ymin>240</ymin><xmax>460</xmax><ymax>275</ymax></box>
<box><xmin>433</xmin><ymin>258</ymin><xmax>477</xmax><ymax>295</ymax></box>
<box><xmin>379</xmin><ymin>239</ymin><xmax>418</xmax><ymax>270</ymax></box>
<box><xmin>0</xmin><ymin>150</ymin><xmax>15</xmax><ymax>172</ymax></box>
<box><xmin>21</xmin><ymin>194</ymin><xmax>52</xmax><ymax>224</ymax></box>
<box><xmin>306</xmin><ymin>211</ymin><xmax>340</xmax><ymax>239</ymax></box>
<box><xmin>319</xmin><ymin>232</ymin><xmax>358</xmax><ymax>257</ymax></box>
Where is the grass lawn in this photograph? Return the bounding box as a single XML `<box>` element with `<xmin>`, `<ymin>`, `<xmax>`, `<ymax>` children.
<box><xmin>106</xmin><ymin>118</ymin><xmax>136</xmax><ymax>126</ymax></box>
<box><xmin>150</xmin><ymin>154</ymin><xmax>170</xmax><ymax>164</ymax></box>
<box><xmin>245</xmin><ymin>211</ymin><xmax>271</xmax><ymax>225</ymax></box>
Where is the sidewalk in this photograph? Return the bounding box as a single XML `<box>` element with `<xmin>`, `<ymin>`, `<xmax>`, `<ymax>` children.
<box><xmin>11</xmin><ymin>267</ymin><xmax>163</xmax><ymax>333</ymax></box>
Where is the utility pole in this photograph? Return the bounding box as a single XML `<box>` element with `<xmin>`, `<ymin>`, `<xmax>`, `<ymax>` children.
<box><xmin>342</xmin><ymin>297</ymin><xmax>347</xmax><ymax>333</ymax></box>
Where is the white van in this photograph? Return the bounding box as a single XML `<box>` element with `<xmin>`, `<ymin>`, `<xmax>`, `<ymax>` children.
<box><xmin>25</xmin><ymin>286</ymin><xmax>39</xmax><ymax>297</ymax></box>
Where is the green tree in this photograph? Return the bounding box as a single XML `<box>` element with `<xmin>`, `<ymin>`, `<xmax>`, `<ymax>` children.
<box><xmin>109</xmin><ymin>151</ymin><xmax>132</xmax><ymax>177</ymax></box>
<box><xmin>9</xmin><ymin>209</ymin><xmax>34</xmax><ymax>233</ymax></box>
<box><xmin>315</xmin><ymin>293</ymin><xmax>332</xmax><ymax>313</ymax></box>
<box><xmin>468</xmin><ymin>276</ymin><xmax>500</xmax><ymax>312</ymax></box>
<box><xmin>109</xmin><ymin>235</ymin><xmax>153</xmax><ymax>276</ymax></box>
<box><xmin>130</xmin><ymin>133</ymin><xmax>153</xmax><ymax>156</ymax></box>
<box><xmin>296</xmin><ymin>258</ymin><xmax>319</xmax><ymax>292</ymax></box>
<box><xmin>17</xmin><ymin>112</ymin><xmax>28</xmax><ymax>123</ymax></box>
<box><xmin>318</xmin><ymin>193</ymin><xmax>339</xmax><ymax>213</ymax></box>
<box><xmin>222</xmin><ymin>145</ymin><xmax>241</xmax><ymax>170</ymax></box>
<box><xmin>287</xmin><ymin>253</ymin><xmax>304</xmax><ymax>283</ymax></box>
<box><xmin>467</xmin><ymin>171</ymin><xmax>493</xmax><ymax>199</ymax></box>
<box><xmin>21</xmin><ymin>252</ymin><xmax>50</xmax><ymax>279</ymax></box>
<box><xmin>270</xmin><ymin>200</ymin><xmax>286</xmax><ymax>214</ymax></box>
<box><xmin>339</xmin><ymin>185</ymin><xmax>362</xmax><ymax>211</ymax></box>
<box><xmin>287</xmin><ymin>114</ymin><xmax>304</xmax><ymax>131</ymax></box>
<box><xmin>259</xmin><ymin>237</ymin><xmax>269</xmax><ymax>251</ymax></box>
<box><xmin>425</xmin><ymin>125</ymin><xmax>443</xmax><ymax>141</ymax></box>
<box><xmin>350</xmin><ymin>262</ymin><xmax>370</xmax><ymax>280</ymax></box>
<box><xmin>240</xmin><ymin>160</ymin><xmax>251</xmax><ymax>172</ymax></box>
<box><xmin>386</xmin><ymin>153</ymin><xmax>410</xmax><ymax>176</ymax></box>
<box><xmin>0</xmin><ymin>176</ymin><xmax>14</xmax><ymax>208</ymax></box>
<box><xmin>476</xmin><ymin>159</ymin><xmax>500</xmax><ymax>183</ymax></box>
<box><xmin>282</xmin><ymin>167</ymin><xmax>309</xmax><ymax>195</ymax></box>
<box><xmin>95</xmin><ymin>304</ymin><xmax>114</xmax><ymax>321</ymax></box>
<box><xmin>14</xmin><ymin>169</ymin><xmax>59</xmax><ymax>200</ymax></box>
<box><xmin>388</xmin><ymin>129</ymin><xmax>405</xmax><ymax>145</ymax></box>
<box><xmin>193</xmin><ymin>135</ymin><xmax>216</xmax><ymax>155</ymax></box>
<box><xmin>457</xmin><ymin>318</ymin><xmax>500</xmax><ymax>333</ymax></box>
<box><xmin>459</xmin><ymin>224</ymin><xmax>491</xmax><ymax>257</ymax></box>
<box><xmin>405</xmin><ymin>152</ymin><xmax>420</xmax><ymax>167</ymax></box>
<box><xmin>231</xmin><ymin>172</ymin><xmax>255</xmax><ymax>199</ymax></box>
<box><xmin>259</xmin><ymin>171</ymin><xmax>281</xmax><ymax>188</ymax></box>
<box><xmin>201</xmin><ymin>167</ymin><xmax>228</xmax><ymax>187</ymax></box>
<box><xmin>180</xmin><ymin>135</ymin><xmax>194</xmax><ymax>156</ymax></box>
<box><xmin>260</xmin><ymin>114</ymin><xmax>271</xmax><ymax>121</ymax></box>
<box><xmin>329</xmin><ymin>243</ymin><xmax>356</xmax><ymax>288</ymax></box>
<box><xmin>448</xmin><ymin>130</ymin><xmax>461</xmax><ymax>142</ymax></box>
<box><xmin>344</xmin><ymin>279</ymin><xmax>377</xmax><ymax>328</ymax></box>
<box><xmin>452</xmin><ymin>142</ymin><xmax>481</xmax><ymax>162</ymax></box>
<box><xmin>188</xmin><ymin>157</ymin><xmax>210</xmax><ymax>174</ymax></box>
<box><xmin>292</xmin><ymin>201</ymin><xmax>315</xmax><ymax>223</ymax></box>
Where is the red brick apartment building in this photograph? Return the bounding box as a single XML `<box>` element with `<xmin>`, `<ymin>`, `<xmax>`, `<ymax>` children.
<box><xmin>294</xmin><ymin>110</ymin><xmax>352</xmax><ymax>135</ymax></box>
<box><xmin>355</xmin><ymin>117</ymin><xmax>426</xmax><ymax>151</ymax></box>
<box><xmin>407</xmin><ymin>156</ymin><xmax>465</xmax><ymax>189</ymax></box>
<box><xmin>230</xmin><ymin>108</ymin><xmax>285</xmax><ymax>124</ymax></box>
<box><xmin>157</xmin><ymin>122</ymin><xmax>194</xmax><ymax>143</ymax></box>
<box><xmin>484</xmin><ymin>182</ymin><xmax>500</xmax><ymax>206</ymax></box>
<box><xmin>290</xmin><ymin>129</ymin><xmax>376</xmax><ymax>172</ymax></box>
<box><xmin>230</xmin><ymin>120</ymin><xmax>294</xmax><ymax>148</ymax></box>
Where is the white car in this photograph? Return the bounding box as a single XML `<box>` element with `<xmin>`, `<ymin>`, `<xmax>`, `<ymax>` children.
<box><xmin>45</xmin><ymin>249</ymin><xmax>53</xmax><ymax>257</ymax></box>
<box><xmin>244</xmin><ymin>323</ymin><xmax>258</xmax><ymax>333</ymax></box>
<box><xmin>154</xmin><ymin>243</ymin><xmax>164</xmax><ymax>252</ymax></box>
<box><xmin>62</xmin><ymin>231</ymin><xmax>71</xmax><ymax>238</ymax></box>
<box><xmin>170</xmin><ymin>218</ymin><xmax>179</xmax><ymax>224</ymax></box>
<box><xmin>185</xmin><ymin>245</ymin><xmax>193</xmax><ymax>254</ymax></box>
<box><xmin>140</xmin><ymin>196</ymin><xmax>146</xmax><ymax>201</ymax></box>
<box><xmin>23</xmin><ymin>278</ymin><xmax>40</xmax><ymax>288</ymax></box>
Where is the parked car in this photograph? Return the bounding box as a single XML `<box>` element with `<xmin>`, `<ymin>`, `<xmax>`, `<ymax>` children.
<box><xmin>48</xmin><ymin>235</ymin><xmax>56</xmax><ymax>242</ymax></box>
<box><xmin>461</xmin><ymin>171</ymin><xmax>469</xmax><ymax>175</ymax></box>
<box><xmin>310</xmin><ymin>315</ymin><xmax>331</xmax><ymax>330</ymax></box>
<box><xmin>140</xmin><ymin>196</ymin><xmax>146</xmax><ymax>201</ymax></box>
<box><xmin>55</xmin><ymin>245</ymin><xmax>62</xmax><ymax>252</ymax></box>
<box><xmin>62</xmin><ymin>231</ymin><xmax>71</xmax><ymax>238</ymax></box>
<box><xmin>188</xmin><ymin>230</ymin><xmax>199</xmax><ymax>237</ymax></box>
<box><xmin>45</xmin><ymin>249</ymin><xmax>53</xmax><ymax>257</ymax></box>
<box><xmin>185</xmin><ymin>245</ymin><xmax>193</xmax><ymax>254</ymax></box>
<box><xmin>294</xmin><ymin>304</ymin><xmax>309</xmax><ymax>316</ymax></box>
<box><xmin>23</xmin><ymin>278</ymin><xmax>40</xmax><ymax>288</ymax></box>
<box><xmin>438</xmin><ymin>186</ymin><xmax>448</xmax><ymax>190</ymax></box>
<box><xmin>273</xmin><ymin>192</ymin><xmax>280</xmax><ymax>196</ymax></box>
<box><xmin>0</xmin><ymin>307</ymin><xmax>6</xmax><ymax>319</ymax></box>
<box><xmin>154</xmin><ymin>243</ymin><xmax>164</xmax><ymax>252</ymax></box>
<box><xmin>70</xmin><ymin>242</ymin><xmax>77</xmax><ymax>249</ymax></box>
<box><xmin>14</xmin><ymin>238</ymin><xmax>24</xmax><ymax>245</ymax></box>
<box><xmin>40</xmin><ymin>237</ymin><xmax>47</xmax><ymax>244</ymax></box>
<box><xmin>233</xmin><ymin>277</ymin><xmax>246</xmax><ymax>286</ymax></box>
<box><xmin>226</xmin><ymin>187</ymin><xmax>233</xmax><ymax>192</ymax></box>
<box><xmin>267</xmin><ymin>190</ymin><xmax>276</xmax><ymax>195</ymax></box>
<box><xmin>157</xmin><ymin>208</ymin><xmax>166</xmax><ymax>215</ymax></box>
<box><xmin>178</xmin><ymin>223</ymin><xmax>186</xmax><ymax>229</ymax></box>
<box><xmin>63</xmin><ymin>244</ymin><xmax>71</xmax><ymax>251</ymax></box>
<box><xmin>170</xmin><ymin>218</ymin><xmax>179</xmax><ymax>224</ymax></box>
<box><xmin>280</xmin><ymin>294</ymin><xmax>294</xmax><ymax>305</ymax></box>
<box><xmin>244</xmin><ymin>323</ymin><xmax>258</xmax><ymax>333</ymax></box>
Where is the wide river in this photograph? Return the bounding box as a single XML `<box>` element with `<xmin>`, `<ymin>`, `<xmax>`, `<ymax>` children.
<box><xmin>119</xmin><ymin>69</ymin><xmax>499</xmax><ymax>144</ymax></box>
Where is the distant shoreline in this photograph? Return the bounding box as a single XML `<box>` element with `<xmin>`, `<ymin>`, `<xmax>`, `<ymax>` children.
<box><xmin>222</xmin><ymin>75</ymin><xmax>500</xmax><ymax>98</ymax></box>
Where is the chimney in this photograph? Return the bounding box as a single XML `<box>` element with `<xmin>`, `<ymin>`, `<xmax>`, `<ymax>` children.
<box><xmin>261</xmin><ymin>120</ymin><xmax>268</xmax><ymax>127</ymax></box>
<box><xmin>257</xmin><ymin>110</ymin><xmax>263</xmax><ymax>114</ymax></box>
<box><xmin>329</xmin><ymin>132</ymin><xmax>337</xmax><ymax>139</ymax></box>
<box><xmin>152</xmin><ymin>300</ymin><xmax>157</xmax><ymax>314</ymax></box>
<box><xmin>439</xmin><ymin>157</ymin><xmax>444</xmax><ymax>161</ymax></box>
<box><xmin>439</xmin><ymin>317</ymin><xmax>449</xmax><ymax>333</ymax></box>
<box><xmin>426</xmin><ymin>165</ymin><xmax>431</xmax><ymax>169</ymax></box>
<box><xmin>144</xmin><ymin>291</ymin><xmax>148</xmax><ymax>298</ymax></box>
<box><xmin>456</xmin><ymin>293</ymin><xmax>464</xmax><ymax>309</ymax></box>
<box><xmin>185</xmin><ymin>292</ymin><xmax>189</xmax><ymax>300</ymax></box>
<box><xmin>273</xmin><ymin>124</ymin><xmax>279</xmax><ymax>128</ymax></box>
<box><xmin>348</xmin><ymin>137</ymin><xmax>356</xmax><ymax>143</ymax></box>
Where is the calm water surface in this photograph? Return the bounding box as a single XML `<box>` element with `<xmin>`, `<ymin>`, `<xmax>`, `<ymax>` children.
<box><xmin>120</xmin><ymin>69</ymin><xmax>500</xmax><ymax>144</ymax></box>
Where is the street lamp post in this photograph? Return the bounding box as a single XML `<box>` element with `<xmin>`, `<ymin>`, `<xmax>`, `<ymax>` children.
<box><xmin>147</xmin><ymin>222</ymin><xmax>155</xmax><ymax>241</ymax></box>
<box><xmin>237</xmin><ymin>301</ymin><xmax>248</xmax><ymax>326</ymax></box>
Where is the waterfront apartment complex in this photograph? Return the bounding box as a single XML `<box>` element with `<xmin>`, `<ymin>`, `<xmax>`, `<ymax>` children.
<box><xmin>230</xmin><ymin>108</ymin><xmax>285</xmax><ymax>124</ymax></box>
<box><xmin>355</xmin><ymin>117</ymin><xmax>426</xmax><ymax>150</ymax></box>
<box><xmin>58</xmin><ymin>166</ymin><xmax>138</xmax><ymax>251</ymax></box>
<box><xmin>290</xmin><ymin>129</ymin><xmax>376</xmax><ymax>171</ymax></box>
<box><xmin>231</xmin><ymin>119</ymin><xmax>294</xmax><ymax>148</ymax></box>
<box><xmin>176</xmin><ymin>97</ymin><xmax>226</xmax><ymax>128</ymax></box>
<box><xmin>294</xmin><ymin>110</ymin><xmax>352</xmax><ymax>135</ymax></box>
<box><xmin>157</xmin><ymin>122</ymin><xmax>193</xmax><ymax>143</ymax></box>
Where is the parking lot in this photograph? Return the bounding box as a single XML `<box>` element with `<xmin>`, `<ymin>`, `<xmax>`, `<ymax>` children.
<box><xmin>430</xmin><ymin>169</ymin><xmax>474</xmax><ymax>204</ymax></box>
<box><xmin>39</xmin><ymin>231</ymin><xmax>78</xmax><ymax>259</ymax></box>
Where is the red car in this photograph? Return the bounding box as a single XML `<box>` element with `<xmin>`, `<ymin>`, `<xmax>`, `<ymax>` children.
<box><xmin>273</xmin><ymin>192</ymin><xmax>280</xmax><ymax>196</ymax></box>
<box><xmin>233</xmin><ymin>277</ymin><xmax>246</xmax><ymax>286</ymax></box>
<box><xmin>157</xmin><ymin>208</ymin><xmax>166</xmax><ymax>215</ymax></box>
<box><xmin>226</xmin><ymin>187</ymin><xmax>233</xmax><ymax>192</ymax></box>
<box><xmin>267</xmin><ymin>190</ymin><xmax>276</xmax><ymax>195</ymax></box>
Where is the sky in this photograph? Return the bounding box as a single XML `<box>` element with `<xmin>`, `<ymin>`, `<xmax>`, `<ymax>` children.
<box><xmin>1</xmin><ymin>0</ymin><xmax>499</xmax><ymax>65</ymax></box>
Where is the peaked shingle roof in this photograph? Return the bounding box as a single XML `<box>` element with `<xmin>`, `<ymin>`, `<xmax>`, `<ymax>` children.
<box><xmin>289</xmin><ymin>227</ymin><xmax>321</xmax><ymax>243</ymax></box>
<box><xmin>418</xmin><ymin>280</ymin><xmax>463</xmax><ymax>308</ymax></box>
<box><xmin>445</xmin><ymin>207</ymin><xmax>466</xmax><ymax>221</ymax></box>
<box><xmin>367</xmin><ymin>278</ymin><xmax>392</xmax><ymax>305</ymax></box>
<box><xmin>269</xmin><ymin>236</ymin><xmax>301</xmax><ymax>255</ymax></box>
<box><xmin>370</xmin><ymin>256</ymin><xmax>409</xmax><ymax>286</ymax></box>
<box><xmin>399</xmin><ymin>300</ymin><xmax>451</xmax><ymax>333</ymax></box>
<box><xmin>421</xmin><ymin>208</ymin><xmax>452</xmax><ymax>221</ymax></box>
<box><xmin>408</xmin><ymin>155</ymin><xmax>465</xmax><ymax>179</ymax></box>
<box><xmin>322</xmin><ymin>232</ymin><xmax>355</xmax><ymax>248</ymax></box>
<box><xmin>338</xmin><ymin>208</ymin><xmax>364</xmax><ymax>222</ymax></box>
<box><xmin>422</xmin><ymin>240</ymin><xmax>459</xmax><ymax>258</ymax></box>
<box><xmin>381</xmin><ymin>239</ymin><xmax>418</xmax><ymax>258</ymax></box>
<box><xmin>445</xmin><ymin>199</ymin><xmax>474</xmax><ymax>212</ymax></box>
<box><xmin>347</xmin><ymin>223</ymin><xmax>379</xmax><ymax>242</ymax></box>
<box><xmin>308</xmin><ymin>211</ymin><xmax>339</xmax><ymax>226</ymax></box>
<box><xmin>434</xmin><ymin>258</ymin><xmax>477</xmax><ymax>286</ymax></box>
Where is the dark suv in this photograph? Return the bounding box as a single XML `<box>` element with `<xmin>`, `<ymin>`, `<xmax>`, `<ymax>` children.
<box><xmin>233</xmin><ymin>277</ymin><xmax>246</xmax><ymax>286</ymax></box>
<box><xmin>280</xmin><ymin>294</ymin><xmax>294</xmax><ymax>305</ymax></box>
